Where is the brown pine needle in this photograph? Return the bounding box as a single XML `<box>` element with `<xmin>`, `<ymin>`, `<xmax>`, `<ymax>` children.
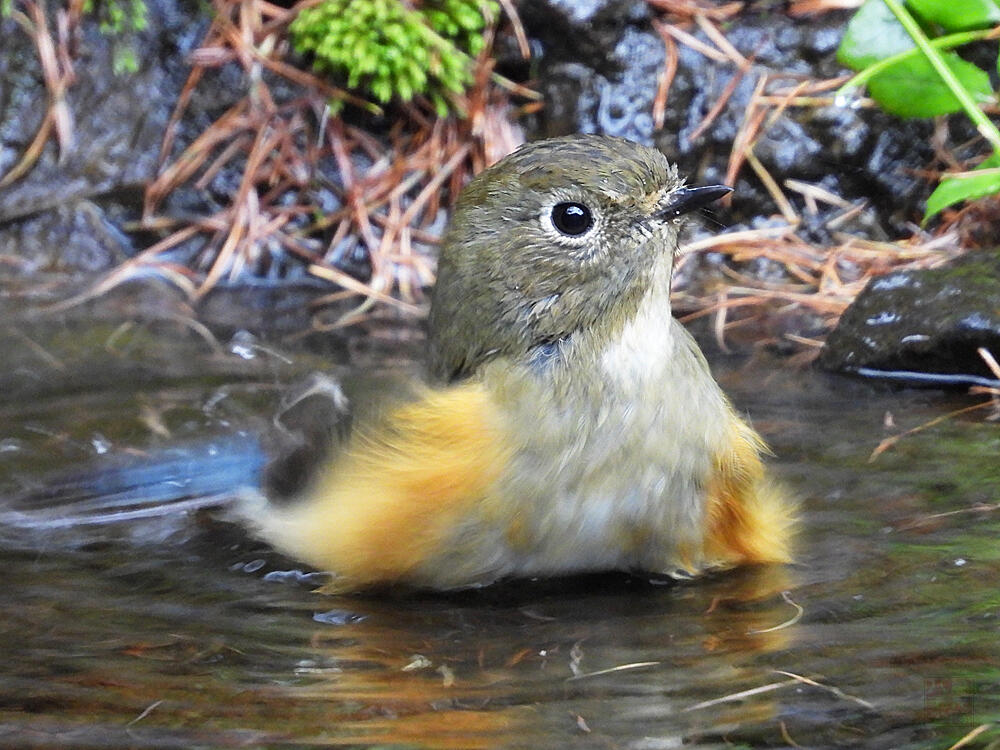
<box><xmin>977</xmin><ymin>347</ymin><xmax>1000</xmax><ymax>381</ymax></box>
<box><xmin>688</xmin><ymin>57</ymin><xmax>751</xmax><ymax>143</ymax></box>
<box><xmin>789</xmin><ymin>0</ymin><xmax>865</xmax><ymax>16</ymax></box>
<box><xmin>725</xmin><ymin>74</ymin><xmax>768</xmax><ymax>190</ymax></box>
<box><xmin>745</xmin><ymin>148</ymin><xmax>799</xmax><ymax>224</ymax></box>
<box><xmin>784</xmin><ymin>333</ymin><xmax>825</xmax><ymax>348</ymax></box>
<box><xmin>749</xmin><ymin>591</ymin><xmax>804</xmax><ymax>634</ymax></box>
<box><xmin>497</xmin><ymin>0</ymin><xmax>530</xmax><ymax>59</ymax></box>
<box><xmin>1</xmin><ymin>1</ymin><xmax>76</xmax><ymax>187</ymax></box>
<box><xmin>784</xmin><ymin>179</ymin><xmax>854</xmax><ymax>210</ymax></box>
<box><xmin>656</xmin><ymin>21</ymin><xmax>730</xmax><ymax>63</ymax></box>
<box><xmin>647</xmin><ymin>1</ymin><xmax>743</xmax><ymax>22</ymax></box>
<box><xmin>947</xmin><ymin>723</ymin><xmax>996</xmax><ymax>750</ymax></box>
<box><xmin>772</xmin><ymin>670</ymin><xmax>876</xmax><ymax>710</ymax></box>
<box><xmin>565</xmin><ymin>661</ymin><xmax>661</xmax><ymax>681</ymax></box>
<box><xmin>713</xmin><ymin>289</ymin><xmax>731</xmax><ymax>352</ymax></box>
<box><xmin>685</xmin><ymin>680</ymin><xmax>795</xmax><ymax>711</ymax></box>
<box><xmin>0</xmin><ymin>109</ymin><xmax>56</xmax><ymax>188</ymax></box>
<box><xmin>694</xmin><ymin>14</ymin><xmax>747</xmax><ymax>67</ymax></box>
<box><xmin>652</xmin><ymin>31</ymin><xmax>679</xmax><ymax>131</ymax></box>
<box><xmin>869</xmin><ymin>402</ymin><xmax>997</xmax><ymax>462</ymax></box>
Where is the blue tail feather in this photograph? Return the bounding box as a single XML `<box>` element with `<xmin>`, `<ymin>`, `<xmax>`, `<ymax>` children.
<box><xmin>1</xmin><ymin>435</ymin><xmax>268</xmax><ymax>534</ymax></box>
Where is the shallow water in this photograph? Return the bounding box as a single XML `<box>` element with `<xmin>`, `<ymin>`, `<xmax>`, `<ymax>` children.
<box><xmin>1</xmin><ymin>315</ymin><xmax>998</xmax><ymax>749</ymax></box>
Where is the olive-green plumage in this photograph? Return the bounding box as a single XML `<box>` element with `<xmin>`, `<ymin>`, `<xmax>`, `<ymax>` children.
<box><xmin>248</xmin><ymin>134</ymin><xmax>794</xmax><ymax>590</ymax></box>
<box><xmin>428</xmin><ymin>135</ymin><xmax>680</xmax><ymax>383</ymax></box>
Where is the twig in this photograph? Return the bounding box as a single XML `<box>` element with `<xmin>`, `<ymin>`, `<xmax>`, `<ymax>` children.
<box><xmin>869</xmin><ymin>402</ymin><xmax>996</xmax><ymax>462</ymax></box>
<box><xmin>652</xmin><ymin>30</ymin><xmax>679</xmax><ymax>131</ymax></box>
<box><xmin>744</xmin><ymin>148</ymin><xmax>799</xmax><ymax>224</ymax></box>
<box><xmin>947</xmin><ymin>723</ymin><xmax>995</xmax><ymax>750</ymax></box>
<box><xmin>685</xmin><ymin>680</ymin><xmax>794</xmax><ymax>711</ymax></box>
<box><xmin>772</xmin><ymin>670</ymin><xmax>876</xmax><ymax>711</ymax></box>
<box><xmin>748</xmin><ymin>591</ymin><xmax>804</xmax><ymax>634</ymax></box>
<box><xmin>694</xmin><ymin>14</ymin><xmax>747</xmax><ymax>67</ymax></box>
<box><xmin>656</xmin><ymin>21</ymin><xmax>730</xmax><ymax>63</ymax></box>
<box><xmin>565</xmin><ymin>661</ymin><xmax>661</xmax><ymax>681</ymax></box>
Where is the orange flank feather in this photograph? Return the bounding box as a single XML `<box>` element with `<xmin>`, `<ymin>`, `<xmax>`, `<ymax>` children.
<box><xmin>702</xmin><ymin>414</ymin><xmax>795</xmax><ymax>568</ymax></box>
<box><xmin>254</xmin><ymin>382</ymin><xmax>512</xmax><ymax>589</ymax></box>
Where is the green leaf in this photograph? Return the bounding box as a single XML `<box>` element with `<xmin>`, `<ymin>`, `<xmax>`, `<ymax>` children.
<box><xmin>924</xmin><ymin>153</ymin><xmax>1000</xmax><ymax>222</ymax></box>
<box><xmin>908</xmin><ymin>0</ymin><xmax>1000</xmax><ymax>31</ymax></box>
<box><xmin>867</xmin><ymin>51</ymin><xmax>993</xmax><ymax>117</ymax></box>
<box><xmin>837</xmin><ymin>0</ymin><xmax>915</xmax><ymax>70</ymax></box>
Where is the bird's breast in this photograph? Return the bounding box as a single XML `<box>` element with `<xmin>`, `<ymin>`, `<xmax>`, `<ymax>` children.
<box><xmin>476</xmin><ymin>315</ymin><xmax>733</xmax><ymax>578</ymax></box>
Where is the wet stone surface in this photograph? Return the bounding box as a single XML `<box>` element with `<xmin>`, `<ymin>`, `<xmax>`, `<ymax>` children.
<box><xmin>521</xmin><ymin>2</ymin><xmax>941</xmax><ymax>237</ymax></box>
<box><xmin>819</xmin><ymin>249</ymin><xmax>1000</xmax><ymax>387</ymax></box>
<box><xmin>0</xmin><ymin>0</ymin><xmax>211</xmax><ymax>269</ymax></box>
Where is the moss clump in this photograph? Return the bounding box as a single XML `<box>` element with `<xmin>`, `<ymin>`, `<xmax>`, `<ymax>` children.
<box><xmin>83</xmin><ymin>0</ymin><xmax>148</xmax><ymax>73</ymax></box>
<box><xmin>289</xmin><ymin>0</ymin><xmax>499</xmax><ymax>116</ymax></box>
<box><xmin>1</xmin><ymin>0</ymin><xmax>147</xmax><ymax>74</ymax></box>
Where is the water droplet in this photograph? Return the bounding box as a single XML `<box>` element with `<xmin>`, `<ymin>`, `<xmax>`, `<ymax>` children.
<box><xmin>229</xmin><ymin>330</ymin><xmax>257</xmax><ymax>360</ymax></box>
<box><xmin>242</xmin><ymin>558</ymin><xmax>266</xmax><ymax>573</ymax></box>
<box><xmin>91</xmin><ymin>434</ymin><xmax>111</xmax><ymax>454</ymax></box>
<box><xmin>834</xmin><ymin>88</ymin><xmax>863</xmax><ymax>110</ymax></box>
<box><xmin>0</xmin><ymin>438</ymin><xmax>23</xmax><ymax>454</ymax></box>
<box><xmin>262</xmin><ymin>569</ymin><xmax>328</xmax><ymax>586</ymax></box>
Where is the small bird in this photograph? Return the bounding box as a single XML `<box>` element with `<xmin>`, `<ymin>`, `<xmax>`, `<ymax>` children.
<box><xmin>244</xmin><ymin>134</ymin><xmax>794</xmax><ymax>590</ymax></box>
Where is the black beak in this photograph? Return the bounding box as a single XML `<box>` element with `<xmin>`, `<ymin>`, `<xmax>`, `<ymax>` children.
<box><xmin>655</xmin><ymin>184</ymin><xmax>732</xmax><ymax>220</ymax></box>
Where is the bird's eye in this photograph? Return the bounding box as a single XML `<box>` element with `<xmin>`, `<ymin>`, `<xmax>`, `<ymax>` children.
<box><xmin>550</xmin><ymin>202</ymin><xmax>594</xmax><ymax>236</ymax></box>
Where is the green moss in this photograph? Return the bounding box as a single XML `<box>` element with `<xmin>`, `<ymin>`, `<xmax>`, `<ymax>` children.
<box><xmin>1</xmin><ymin>0</ymin><xmax>146</xmax><ymax>74</ymax></box>
<box><xmin>83</xmin><ymin>0</ymin><xmax>148</xmax><ymax>74</ymax></box>
<box><xmin>289</xmin><ymin>0</ymin><xmax>499</xmax><ymax>116</ymax></box>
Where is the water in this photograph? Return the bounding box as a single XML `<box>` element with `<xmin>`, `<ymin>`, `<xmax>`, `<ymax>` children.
<box><xmin>1</xmin><ymin>316</ymin><xmax>998</xmax><ymax>749</ymax></box>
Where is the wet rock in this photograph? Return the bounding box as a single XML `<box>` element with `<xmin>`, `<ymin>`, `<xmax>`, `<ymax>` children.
<box><xmin>515</xmin><ymin>0</ymin><xmax>648</xmax><ymax>76</ymax></box>
<box><xmin>521</xmin><ymin>3</ymin><xmax>938</xmax><ymax>237</ymax></box>
<box><xmin>585</xmin><ymin>26</ymin><xmax>664</xmax><ymax>144</ymax></box>
<box><xmin>0</xmin><ymin>199</ymin><xmax>131</xmax><ymax>272</ymax></box>
<box><xmin>818</xmin><ymin>250</ymin><xmax>1000</xmax><ymax>387</ymax></box>
<box><xmin>0</xmin><ymin>0</ymin><xmax>215</xmax><ymax>271</ymax></box>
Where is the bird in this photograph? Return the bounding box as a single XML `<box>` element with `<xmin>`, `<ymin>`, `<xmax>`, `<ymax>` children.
<box><xmin>238</xmin><ymin>134</ymin><xmax>795</xmax><ymax>591</ymax></box>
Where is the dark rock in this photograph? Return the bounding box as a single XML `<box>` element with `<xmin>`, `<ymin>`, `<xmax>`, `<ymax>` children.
<box><xmin>818</xmin><ymin>250</ymin><xmax>1000</xmax><ymax>387</ymax></box>
<box><xmin>0</xmin><ymin>0</ymin><xmax>217</xmax><ymax>271</ymax></box>
<box><xmin>515</xmin><ymin>0</ymin><xmax>648</xmax><ymax>76</ymax></box>
<box><xmin>522</xmin><ymin>3</ymin><xmax>939</xmax><ymax>237</ymax></box>
<box><xmin>0</xmin><ymin>199</ymin><xmax>132</xmax><ymax>272</ymax></box>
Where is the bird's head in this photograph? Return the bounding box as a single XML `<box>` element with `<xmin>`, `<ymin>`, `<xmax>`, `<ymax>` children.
<box><xmin>428</xmin><ymin>135</ymin><xmax>730</xmax><ymax>382</ymax></box>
